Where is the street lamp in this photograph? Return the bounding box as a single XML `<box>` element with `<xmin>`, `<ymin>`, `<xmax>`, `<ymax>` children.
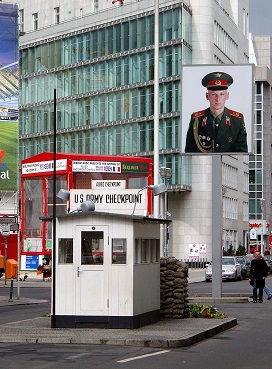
<box><xmin>260</xmin><ymin>198</ymin><xmax>265</xmax><ymax>256</ymax></box>
<box><xmin>57</xmin><ymin>189</ymin><xmax>96</xmax><ymax>213</ymax></box>
<box><xmin>159</xmin><ymin>167</ymin><xmax>172</xmax><ymax>257</ymax></box>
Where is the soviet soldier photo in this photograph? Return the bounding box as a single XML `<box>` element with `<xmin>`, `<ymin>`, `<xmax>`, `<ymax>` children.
<box><xmin>184</xmin><ymin>71</ymin><xmax>248</xmax><ymax>153</ymax></box>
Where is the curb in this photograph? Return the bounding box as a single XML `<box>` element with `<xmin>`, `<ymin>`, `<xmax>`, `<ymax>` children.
<box><xmin>0</xmin><ymin>297</ymin><xmax>48</xmax><ymax>306</ymax></box>
<box><xmin>0</xmin><ymin>317</ymin><xmax>237</xmax><ymax>348</ymax></box>
<box><xmin>188</xmin><ymin>297</ymin><xmax>249</xmax><ymax>304</ymax></box>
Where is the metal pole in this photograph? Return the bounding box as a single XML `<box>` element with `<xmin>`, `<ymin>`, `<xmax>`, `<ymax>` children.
<box><xmin>9</xmin><ymin>277</ymin><xmax>14</xmax><ymax>302</ymax></box>
<box><xmin>4</xmin><ymin>236</ymin><xmax>7</xmax><ymax>286</ymax></box>
<box><xmin>17</xmin><ymin>213</ymin><xmax>21</xmax><ymax>300</ymax></box>
<box><xmin>153</xmin><ymin>0</ymin><xmax>159</xmax><ymax>218</ymax></box>
<box><xmin>261</xmin><ymin>219</ymin><xmax>264</xmax><ymax>256</ymax></box>
<box><xmin>212</xmin><ymin>155</ymin><xmax>222</xmax><ymax>297</ymax></box>
<box><xmin>51</xmin><ymin>88</ymin><xmax>57</xmax><ymax>328</ymax></box>
<box><xmin>259</xmin><ymin>198</ymin><xmax>265</xmax><ymax>256</ymax></box>
<box><xmin>159</xmin><ymin>194</ymin><xmax>165</xmax><ymax>256</ymax></box>
<box><xmin>164</xmin><ymin>190</ymin><xmax>168</xmax><ymax>256</ymax></box>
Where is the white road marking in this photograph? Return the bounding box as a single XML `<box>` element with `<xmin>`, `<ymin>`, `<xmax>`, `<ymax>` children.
<box><xmin>66</xmin><ymin>353</ymin><xmax>91</xmax><ymax>360</ymax></box>
<box><xmin>117</xmin><ymin>350</ymin><xmax>170</xmax><ymax>363</ymax></box>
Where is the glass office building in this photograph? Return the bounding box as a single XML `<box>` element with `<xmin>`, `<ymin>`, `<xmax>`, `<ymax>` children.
<box><xmin>19</xmin><ymin>3</ymin><xmax>192</xmax><ymax>189</ymax></box>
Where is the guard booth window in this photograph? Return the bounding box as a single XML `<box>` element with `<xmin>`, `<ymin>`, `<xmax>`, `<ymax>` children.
<box><xmin>81</xmin><ymin>231</ymin><xmax>104</xmax><ymax>265</ymax></box>
<box><xmin>135</xmin><ymin>239</ymin><xmax>160</xmax><ymax>264</ymax></box>
<box><xmin>58</xmin><ymin>238</ymin><xmax>73</xmax><ymax>264</ymax></box>
<box><xmin>112</xmin><ymin>238</ymin><xmax>127</xmax><ymax>264</ymax></box>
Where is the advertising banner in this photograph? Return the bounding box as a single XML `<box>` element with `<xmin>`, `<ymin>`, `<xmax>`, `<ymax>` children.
<box><xmin>181</xmin><ymin>64</ymin><xmax>254</xmax><ymax>155</ymax></box>
<box><xmin>0</xmin><ymin>3</ymin><xmax>19</xmax><ymax>191</ymax></box>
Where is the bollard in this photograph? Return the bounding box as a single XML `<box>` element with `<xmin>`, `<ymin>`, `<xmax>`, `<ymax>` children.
<box><xmin>9</xmin><ymin>276</ymin><xmax>14</xmax><ymax>302</ymax></box>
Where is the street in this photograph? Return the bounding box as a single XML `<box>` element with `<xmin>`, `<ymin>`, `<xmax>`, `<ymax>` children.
<box><xmin>0</xmin><ymin>278</ymin><xmax>272</xmax><ymax>368</ymax></box>
<box><xmin>188</xmin><ymin>273</ymin><xmax>272</xmax><ymax>296</ymax></box>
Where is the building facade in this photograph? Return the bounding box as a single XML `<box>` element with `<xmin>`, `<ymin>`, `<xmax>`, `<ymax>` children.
<box><xmin>2</xmin><ymin>0</ymin><xmax>255</xmax><ymax>261</ymax></box>
<box><xmin>249</xmin><ymin>35</ymin><xmax>272</xmax><ymax>252</ymax></box>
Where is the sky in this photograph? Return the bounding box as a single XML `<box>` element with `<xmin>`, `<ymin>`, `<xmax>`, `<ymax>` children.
<box><xmin>249</xmin><ymin>0</ymin><xmax>272</xmax><ymax>36</ymax></box>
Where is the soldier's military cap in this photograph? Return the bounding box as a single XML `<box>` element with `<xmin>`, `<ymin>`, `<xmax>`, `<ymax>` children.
<box><xmin>202</xmin><ymin>72</ymin><xmax>233</xmax><ymax>90</ymax></box>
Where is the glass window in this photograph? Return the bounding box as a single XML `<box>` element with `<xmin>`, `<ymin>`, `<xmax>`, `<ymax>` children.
<box><xmin>135</xmin><ymin>239</ymin><xmax>160</xmax><ymax>264</ymax></box>
<box><xmin>114</xmin><ymin>23</ymin><xmax>121</xmax><ymax>53</ymax></box>
<box><xmin>32</xmin><ymin>13</ymin><xmax>38</xmax><ymax>31</ymax></box>
<box><xmin>58</xmin><ymin>238</ymin><xmax>73</xmax><ymax>263</ymax></box>
<box><xmin>112</xmin><ymin>238</ymin><xmax>127</xmax><ymax>264</ymax></box>
<box><xmin>141</xmin><ymin>239</ymin><xmax>148</xmax><ymax>262</ymax></box>
<box><xmin>256</xmin><ymin>82</ymin><xmax>262</xmax><ymax>94</ymax></box>
<box><xmin>24</xmin><ymin>178</ymin><xmax>43</xmax><ymax>239</ymax></box>
<box><xmin>19</xmin><ymin>9</ymin><xmax>24</xmax><ymax>33</ymax></box>
<box><xmin>256</xmin><ymin>110</ymin><xmax>262</xmax><ymax>124</ymax></box>
<box><xmin>130</xmin><ymin>20</ymin><xmax>137</xmax><ymax>49</ymax></box>
<box><xmin>256</xmin><ymin>140</ymin><xmax>262</xmax><ymax>155</ymax></box>
<box><xmin>94</xmin><ymin>0</ymin><xmax>99</xmax><ymax>12</ymax></box>
<box><xmin>54</xmin><ymin>7</ymin><xmax>60</xmax><ymax>25</ymax></box>
<box><xmin>81</xmin><ymin>231</ymin><xmax>104</xmax><ymax>265</ymax></box>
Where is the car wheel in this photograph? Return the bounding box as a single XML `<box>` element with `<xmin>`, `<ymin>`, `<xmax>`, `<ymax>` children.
<box><xmin>205</xmin><ymin>278</ymin><xmax>211</xmax><ymax>282</ymax></box>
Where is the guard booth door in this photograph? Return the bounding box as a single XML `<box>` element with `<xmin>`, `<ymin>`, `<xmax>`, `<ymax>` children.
<box><xmin>75</xmin><ymin>225</ymin><xmax>109</xmax><ymax>316</ymax></box>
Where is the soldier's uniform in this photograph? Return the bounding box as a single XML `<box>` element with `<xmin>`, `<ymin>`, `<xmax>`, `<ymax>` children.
<box><xmin>185</xmin><ymin>107</ymin><xmax>248</xmax><ymax>153</ymax></box>
<box><xmin>184</xmin><ymin>71</ymin><xmax>248</xmax><ymax>153</ymax></box>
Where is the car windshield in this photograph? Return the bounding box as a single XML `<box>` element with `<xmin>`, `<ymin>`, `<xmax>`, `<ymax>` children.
<box><xmin>222</xmin><ymin>258</ymin><xmax>235</xmax><ymax>265</ymax></box>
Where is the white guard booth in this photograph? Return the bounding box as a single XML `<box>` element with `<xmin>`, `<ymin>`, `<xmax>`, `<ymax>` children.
<box><xmin>51</xmin><ymin>211</ymin><xmax>170</xmax><ymax>329</ymax></box>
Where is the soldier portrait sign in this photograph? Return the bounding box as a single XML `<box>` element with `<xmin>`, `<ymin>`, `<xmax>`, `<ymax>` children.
<box><xmin>181</xmin><ymin>64</ymin><xmax>254</xmax><ymax>155</ymax></box>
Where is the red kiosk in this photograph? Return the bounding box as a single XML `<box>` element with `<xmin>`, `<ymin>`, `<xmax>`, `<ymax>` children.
<box><xmin>20</xmin><ymin>152</ymin><xmax>153</xmax><ymax>270</ymax></box>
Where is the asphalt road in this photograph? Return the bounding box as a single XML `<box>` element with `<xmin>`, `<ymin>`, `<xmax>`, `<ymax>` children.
<box><xmin>188</xmin><ymin>274</ymin><xmax>272</xmax><ymax>297</ymax></box>
<box><xmin>0</xmin><ymin>286</ymin><xmax>50</xmax><ymax>324</ymax></box>
<box><xmin>0</xmin><ymin>280</ymin><xmax>272</xmax><ymax>368</ymax></box>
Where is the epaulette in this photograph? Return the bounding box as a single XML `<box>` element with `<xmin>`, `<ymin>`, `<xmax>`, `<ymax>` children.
<box><xmin>192</xmin><ymin>110</ymin><xmax>205</xmax><ymax>118</ymax></box>
<box><xmin>228</xmin><ymin>109</ymin><xmax>243</xmax><ymax>118</ymax></box>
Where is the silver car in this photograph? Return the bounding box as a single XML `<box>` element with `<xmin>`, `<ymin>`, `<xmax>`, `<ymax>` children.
<box><xmin>236</xmin><ymin>255</ymin><xmax>251</xmax><ymax>279</ymax></box>
<box><xmin>205</xmin><ymin>256</ymin><xmax>242</xmax><ymax>282</ymax></box>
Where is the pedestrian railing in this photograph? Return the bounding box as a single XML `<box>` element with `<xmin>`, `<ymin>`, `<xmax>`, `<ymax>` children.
<box><xmin>184</xmin><ymin>258</ymin><xmax>209</xmax><ymax>269</ymax></box>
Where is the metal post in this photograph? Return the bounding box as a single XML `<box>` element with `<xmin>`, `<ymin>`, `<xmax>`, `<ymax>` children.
<box><xmin>260</xmin><ymin>198</ymin><xmax>265</xmax><ymax>256</ymax></box>
<box><xmin>51</xmin><ymin>88</ymin><xmax>57</xmax><ymax>328</ymax></box>
<box><xmin>261</xmin><ymin>217</ymin><xmax>264</xmax><ymax>256</ymax></box>
<box><xmin>17</xmin><ymin>217</ymin><xmax>20</xmax><ymax>300</ymax></box>
<box><xmin>9</xmin><ymin>277</ymin><xmax>13</xmax><ymax>302</ymax></box>
<box><xmin>159</xmin><ymin>193</ymin><xmax>165</xmax><ymax>256</ymax></box>
<box><xmin>153</xmin><ymin>0</ymin><xmax>160</xmax><ymax>218</ymax></box>
<box><xmin>164</xmin><ymin>190</ymin><xmax>167</xmax><ymax>256</ymax></box>
<box><xmin>4</xmin><ymin>236</ymin><xmax>7</xmax><ymax>286</ymax></box>
<box><xmin>212</xmin><ymin>155</ymin><xmax>222</xmax><ymax>297</ymax></box>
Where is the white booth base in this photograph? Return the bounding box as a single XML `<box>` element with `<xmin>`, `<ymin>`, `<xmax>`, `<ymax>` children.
<box><xmin>52</xmin><ymin>309</ymin><xmax>160</xmax><ymax>329</ymax></box>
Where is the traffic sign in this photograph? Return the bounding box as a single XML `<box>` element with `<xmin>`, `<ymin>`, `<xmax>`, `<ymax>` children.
<box><xmin>9</xmin><ymin>223</ymin><xmax>19</xmax><ymax>232</ymax></box>
<box><xmin>1</xmin><ymin>224</ymin><xmax>10</xmax><ymax>236</ymax></box>
<box><xmin>0</xmin><ymin>216</ymin><xmax>17</xmax><ymax>224</ymax></box>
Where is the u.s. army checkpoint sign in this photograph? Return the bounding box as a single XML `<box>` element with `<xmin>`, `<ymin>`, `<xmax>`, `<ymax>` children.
<box><xmin>69</xmin><ymin>180</ymin><xmax>148</xmax><ymax>215</ymax></box>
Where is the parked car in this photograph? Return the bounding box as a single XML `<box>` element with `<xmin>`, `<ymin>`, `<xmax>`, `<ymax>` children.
<box><xmin>236</xmin><ymin>255</ymin><xmax>251</xmax><ymax>279</ymax></box>
<box><xmin>245</xmin><ymin>253</ymin><xmax>254</xmax><ymax>260</ymax></box>
<box><xmin>205</xmin><ymin>256</ymin><xmax>242</xmax><ymax>282</ymax></box>
<box><xmin>245</xmin><ymin>253</ymin><xmax>272</xmax><ymax>275</ymax></box>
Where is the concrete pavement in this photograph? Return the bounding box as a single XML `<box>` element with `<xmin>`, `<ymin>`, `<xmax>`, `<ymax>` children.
<box><xmin>0</xmin><ymin>269</ymin><xmax>241</xmax><ymax>348</ymax></box>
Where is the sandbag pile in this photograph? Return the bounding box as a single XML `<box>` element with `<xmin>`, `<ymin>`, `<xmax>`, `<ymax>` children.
<box><xmin>160</xmin><ymin>257</ymin><xmax>189</xmax><ymax>319</ymax></box>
